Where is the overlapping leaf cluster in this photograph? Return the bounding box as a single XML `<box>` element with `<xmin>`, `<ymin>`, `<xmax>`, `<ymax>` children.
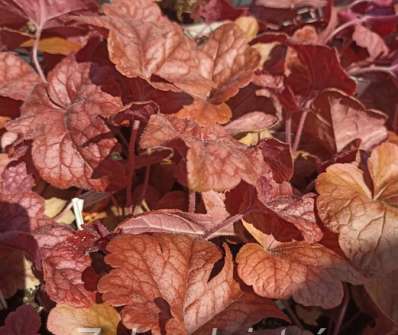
<box><xmin>1</xmin><ymin>0</ymin><xmax>398</xmax><ymax>334</ymax></box>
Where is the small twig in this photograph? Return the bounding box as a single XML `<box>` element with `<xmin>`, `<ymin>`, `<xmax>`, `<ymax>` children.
<box><xmin>292</xmin><ymin>109</ymin><xmax>309</xmax><ymax>152</ymax></box>
<box><xmin>203</xmin><ymin>213</ymin><xmax>245</xmax><ymax>239</ymax></box>
<box><xmin>32</xmin><ymin>23</ymin><xmax>47</xmax><ymax>83</ymax></box>
<box><xmin>126</xmin><ymin>119</ymin><xmax>140</xmax><ymax>210</ymax></box>
<box><xmin>331</xmin><ymin>284</ymin><xmax>350</xmax><ymax>335</ymax></box>
<box><xmin>285</xmin><ymin>116</ymin><xmax>292</xmax><ymax>147</ymax></box>
<box><xmin>188</xmin><ymin>191</ymin><xmax>196</xmax><ymax>213</ymax></box>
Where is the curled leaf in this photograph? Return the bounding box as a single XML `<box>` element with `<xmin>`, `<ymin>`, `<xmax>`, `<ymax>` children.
<box><xmin>353</xmin><ymin>24</ymin><xmax>389</xmax><ymax>60</ymax></box>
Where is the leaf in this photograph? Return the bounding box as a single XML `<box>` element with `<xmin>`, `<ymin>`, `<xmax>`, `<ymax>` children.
<box><xmin>366</xmin><ymin>270</ymin><xmax>398</xmax><ymax>325</ymax></box>
<box><xmin>0</xmin><ymin>52</ymin><xmax>40</xmax><ymax>101</ymax></box>
<box><xmin>236</xmin><ymin>230</ymin><xmax>363</xmax><ymax>308</ymax></box>
<box><xmin>192</xmin><ymin>0</ymin><xmax>249</xmax><ymax>23</ymax></box>
<box><xmin>116</xmin><ymin>209</ymin><xmax>234</xmax><ymax>237</ymax></box>
<box><xmin>258</xmin><ymin>138</ymin><xmax>293</xmax><ymax>183</ymax></box>
<box><xmin>34</xmin><ymin>224</ymin><xmax>97</xmax><ymax>307</ymax></box>
<box><xmin>6</xmin><ymin>56</ymin><xmax>123</xmax><ymax>190</ymax></box>
<box><xmin>201</xmin><ymin>191</ymin><xmax>230</xmax><ymax>222</ymax></box>
<box><xmin>316</xmin><ymin>142</ymin><xmax>398</xmax><ymax>276</ymax></box>
<box><xmin>0</xmin><ymin>246</ymin><xmax>25</xmax><ymax>299</ymax></box>
<box><xmin>255</xmin><ymin>0</ymin><xmax>327</xmax><ymax>9</ymax></box>
<box><xmin>352</xmin><ymin>24</ymin><xmax>389</xmax><ymax>60</ymax></box>
<box><xmin>98</xmin><ymin>233</ymin><xmax>241</xmax><ymax>334</ymax></box>
<box><xmin>0</xmin><ymin>304</ymin><xmax>40</xmax><ymax>335</ymax></box>
<box><xmin>235</xmin><ymin>16</ymin><xmax>259</xmax><ymax>41</ymax></box>
<box><xmin>193</xmin><ymin>292</ymin><xmax>288</xmax><ymax>335</ymax></box>
<box><xmin>140</xmin><ymin>114</ymin><xmax>265</xmax><ymax>192</ymax></box>
<box><xmin>21</xmin><ymin>37</ymin><xmax>82</xmax><ymax>55</ymax></box>
<box><xmin>256</xmin><ymin>175</ymin><xmax>323</xmax><ymax>243</ymax></box>
<box><xmin>299</xmin><ymin>89</ymin><xmax>387</xmax><ymax>157</ymax></box>
<box><xmin>175</xmin><ymin>99</ymin><xmax>232</xmax><ymax>126</ymax></box>
<box><xmin>286</xmin><ymin>45</ymin><xmax>356</xmax><ymax>96</ymax></box>
<box><xmin>0</xmin><ymin>161</ymin><xmax>50</xmax><ymax>232</ymax></box>
<box><xmin>47</xmin><ymin>303</ymin><xmax>120</xmax><ymax>335</ymax></box>
<box><xmin>79</xmin><ymin>0</ymin><xmax>213</xmax><ymax>99</ymax></box>
<box><xmin>224</xmin><ymin>112</ymin><xmax>277</xmax><ymax>136</ymax></box>
<box><xmin>0</xmin><ymin>0</ymin><xmax>97</xmax><ymax>28</ymax></box>
<box><xmin>200</xmin><ymin>22</ymin><xmax>261</xmax><ymax>104</ymax></box>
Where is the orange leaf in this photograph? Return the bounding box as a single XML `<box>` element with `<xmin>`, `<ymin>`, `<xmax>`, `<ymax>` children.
<box><xmin>237</xmin><ymin>226</ymin><xmax>363</xmax><ymax>308</ymax></box>
<box><xmin>98</xmin><ymin>233</ymin><xmax>275</xmax><ymax>334</ymax></box>
<box><xmin>21</xmin><ymin>37</ymin><xmax>81</xmax><ymax>55</ymax></box>
<box><xmin>175</xmin><ymin>99</ymin><xmax>232</xmax><ymax>126</ymax></box>
<box><xmin>47</xmin><ymin>303</ymin><xmax>120</xmax><ymax>335</ymax></box>
<box><xmin>317</xmin><ymin>142</ymin><xmax>398</xmax><ymax>276</ymax></box>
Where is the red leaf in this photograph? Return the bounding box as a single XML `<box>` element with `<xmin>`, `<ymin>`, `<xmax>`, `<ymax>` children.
<box><xmin>140</xmin><ymin>114</ymin><xmax>265</xmax><ymax>192</ymax></box>
<box><xmin>286</xmin><ymin>45</ymin><xmax>356</xmax><ymax>96</ymax></box>
<box><xmin>0</xmin><ymin>246</ymin><xmax>25</xmax><ymax>299</ymax></box>
<box><xmin>192</xmin><ymin>0</ymin><xmax>248</xmax><ymax>23</ymax></box>
<box><xmin>0</xmin><ymin>52</ymin><xmax>40</xmax><ymax>101</ymax></box>
<box><xmin>0</xmin><ymin>304</ymin><xmax>40</xmax><ymax>335</ymax></box>
<box><xmin>34</xmin><ymin>224</ymin><xmax>97</xmax><ymax>307</ymax></box>
<box><xmin>297</xmin><ymin>89</ymin><xmax>387</xmax><ymax>158</ymax></box>
<box><xmin>6</xmin><ymin>57</ymin><xmax>123</xmax><ymax>190</ymax></box>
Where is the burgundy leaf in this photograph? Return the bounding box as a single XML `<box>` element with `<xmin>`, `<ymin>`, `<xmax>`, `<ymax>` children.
<box><xmin>0</xmin><ymin>305</ymin><xmax>40</xmax><ymax>335</ymax></box>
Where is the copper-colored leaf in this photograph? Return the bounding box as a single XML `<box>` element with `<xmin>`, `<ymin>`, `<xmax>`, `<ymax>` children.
<box><xmin>6</xmin><ymin>57</ymin><xmax>123</xmax><ymax>190</ymax></box>
<box><xmin>47</xmin><ymin>303</ymin><xmax>120</xmax><ymax>335</ymax></box>
<box><xmin>316</xmin><ymin>142</ymin><xmax>398</xmax><ymax>276</ymax></box>
<box><xmin>21</xmin><ymin>37</ymin><xmax>82</xmax><ymax>55</ymax></box>
<box><xmin>193</xmin><ymin>292</ymin><xmax>288</xmax><ymax>335</ymax></box>
<box><xmin>237</xmin><ymin>237</ymin><xmax>363</xmax><ymax>308</ymax></box>
<box><xmin>353</xmin><ymin>24</ymin><xmax>389</xmax><ymax>60</ymax></box>
<box><xmin>175</xmin><ymin>99</ymin><xmax>232</xmax><ymax>126</ymax></box>
<box><xmin>98</xmin><ymin>233</ymin><xmax>242</xmax><ymax>334</ymax></box>
<box><xmin>116</xmin><ymin>209</ymin><xmax>233</xmax><ymax>237</ymax></box>
<box><xmin>79</xmin><ymin>0</ymin><xmax>213</xmax><ymax>98</ymax></box>
<box><xmin>366</xmin><ymin>270</ymin><xmax>398</xmax><ymax>325</ymax></box>
<box><xmin>201</xmin><ymin>22</ymin><xmax>261</xmax><ymax>104</ymax></box>
<box><xmin>0</xmin><ymin>52</ymin><xmax>40</xmax><ymax>101</ymax></box>
<box><xmin>140</xmin><ymin>114</ymin><xmax>264</xmax><ymax>192</ymax></box>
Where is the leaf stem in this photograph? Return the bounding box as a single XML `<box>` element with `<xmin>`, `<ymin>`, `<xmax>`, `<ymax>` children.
<box><xmin>325</xmin><ymin>16</ymin><xmax>367</xmax><ymax>44</ymax></box>
<box><xmin>292</xmin><ymin>109</ymin><xmax>309</xmax><ymax>152</ymax></box>
<box><xmin>331</xmin><ymin>284</ymin><xmax>350</xmax><ymax>335</ymax></box>
<box><xmin>349</xmin><ymin>64</ymin><xmax>398</xmax><ymax>77</ymax></box>
<box><xmin>188</xmin><ymin>191</ymin><xmax>196</xmax><ymax>213</ymax></box>
<box><xmin>126</xmin><ymin>119</ymin><xmax>140</xmax><ymax>211</ymax></box>
<box><xmin>32</xmin><ymin>24</ymin><xmax>47</xmax><ymax>83</ymax></box>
